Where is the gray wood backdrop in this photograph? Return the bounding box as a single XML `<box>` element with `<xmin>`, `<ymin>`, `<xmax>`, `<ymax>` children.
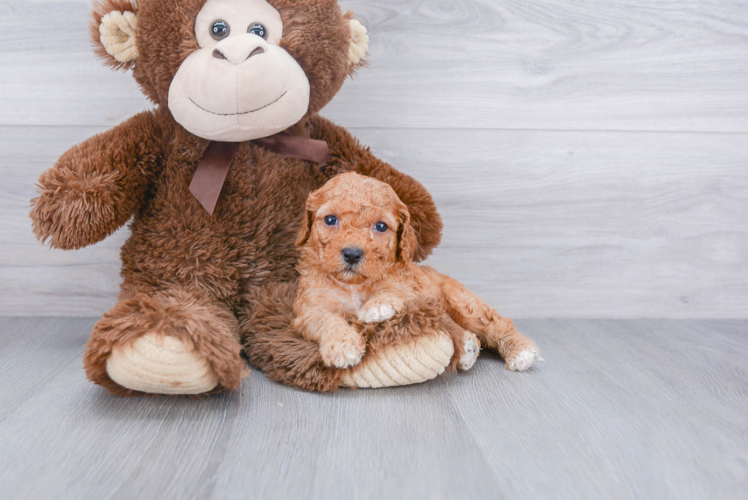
<box><xmin>1</xmin><ymin>0</ymin><xmax>747</xmax><ymax>318</ymax></box>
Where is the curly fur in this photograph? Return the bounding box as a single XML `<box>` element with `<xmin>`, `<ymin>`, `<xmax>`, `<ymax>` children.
<box><xmin>290</xmin><ymin>173</ymin><xmax>538</xmax><ymax>379</ymax></box>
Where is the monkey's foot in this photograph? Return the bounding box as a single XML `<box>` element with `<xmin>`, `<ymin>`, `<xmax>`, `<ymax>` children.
<box><xmin>339</xmin><ymin>331</ymin><xmax>454</xmax><ymax>388</ymax></box>
<box><xmin>106</xmin><ymin>334</ymin><xmax>219</xmax><ymax>395</ymax></box>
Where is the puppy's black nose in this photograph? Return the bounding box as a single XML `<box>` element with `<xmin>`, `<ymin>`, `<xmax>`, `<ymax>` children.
<box><xmin>342</xmin><ymin>247</ymin><xmax>364</xmax><ymax>265</ymax></box>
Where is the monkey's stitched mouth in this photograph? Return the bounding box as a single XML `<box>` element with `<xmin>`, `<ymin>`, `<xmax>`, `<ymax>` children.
<box><xmin>189</xmin><ymin>91</ymin><xmax>287</xmax><ymax>116</ymax></box>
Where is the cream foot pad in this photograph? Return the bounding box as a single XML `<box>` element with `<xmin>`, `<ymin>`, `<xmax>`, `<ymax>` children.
<box><xmin>340</xmin><ymin>331</ymin><xmax>455</xmax><ymax>388</ymax></box>
<box><xmin>106</xmin><ymin>334</ymin><xmax>219</xmax><ymax>395</ymax></box>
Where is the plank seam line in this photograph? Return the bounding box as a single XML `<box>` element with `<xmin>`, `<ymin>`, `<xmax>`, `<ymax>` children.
<box><xmin>1</xmin><ymin>125</ymin><xmax>748</xmax><ymax>136</ymax></box>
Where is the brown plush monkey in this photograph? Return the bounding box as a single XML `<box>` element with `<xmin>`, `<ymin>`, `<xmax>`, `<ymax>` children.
<box><xmin>30</xmin><ymin>0</ymin><xmax>463</xmax><ymax>395</ymax></box>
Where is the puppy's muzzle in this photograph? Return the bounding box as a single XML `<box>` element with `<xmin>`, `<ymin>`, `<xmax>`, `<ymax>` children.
<box><xmin>341</xmin><ymin>247</ymin><xmax>364</xmax><ymax>266</ymax></box>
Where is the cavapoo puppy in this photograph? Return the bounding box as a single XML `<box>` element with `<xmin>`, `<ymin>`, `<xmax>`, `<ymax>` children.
<box><xmin>293</xmin><ymin>172</ymin><xmax>539</xmax><ymax>372</ymax></box>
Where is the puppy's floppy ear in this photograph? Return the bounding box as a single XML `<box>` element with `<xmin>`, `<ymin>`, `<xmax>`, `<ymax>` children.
<box><xmin>91</xmin><ymin>0</ymin><xmax>139</xmax><ymax>71</ymax></box>
<box><xmin>296</xmin><ymin>192</ymin><xmax>321</xmax><ymax>247</ymax></box>
<box><xmin>396</xmin><ymin>202</ymin><xmax>418</xmax><ymax>263</ymax></box>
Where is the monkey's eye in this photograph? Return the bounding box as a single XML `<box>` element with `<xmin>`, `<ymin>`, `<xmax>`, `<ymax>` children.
<box><xmin>324</xmin><ymin>215</ymin><xmax>338</xmax><ymax>226</ymax></box>
<box><xmin>248</xmin><ymin>23</ymin><xmax>267</xmax><ymax>39</ymax></box>
<box><xmin>374</xmin><ymin>222</ymin><xmax>388</xmax><ymax>233</ymax></box>
<box><xmin>210</xmin><ymin>20</ymin><xmax>230</xmax><ymax>40</ymax></box>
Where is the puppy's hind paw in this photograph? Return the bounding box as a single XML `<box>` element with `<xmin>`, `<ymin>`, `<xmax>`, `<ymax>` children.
<box><xmin>458</xmin><ymin>332</ymin><xmax>480</xmax><ymax>371</ymax></box>
<box><xmin>358</xmin><ymin>303</ymin><xmax>396</xmax><ymax>324</ymax></box>
<box><xmin>506</xmin><ymin>348</ymin><xmax>539</xmax><ymax>371</ymax></box>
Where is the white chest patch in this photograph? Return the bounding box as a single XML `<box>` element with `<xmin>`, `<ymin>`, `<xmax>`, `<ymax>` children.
<box><xmin>327</xmin><ymin>286</ymin><xmax>367</xmax><ymax>315</ymax></box>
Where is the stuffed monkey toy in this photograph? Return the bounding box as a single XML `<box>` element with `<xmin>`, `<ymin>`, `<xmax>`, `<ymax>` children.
<box><xmin>30</xmin><ymin>0</ymin><xmax>484</xmax><ymax>395</ymax></box>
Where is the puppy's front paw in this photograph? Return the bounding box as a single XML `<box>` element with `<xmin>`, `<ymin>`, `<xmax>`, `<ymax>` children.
<box><xmin>506</xmin><ymin>348</ymin><xmax>539</xmax><ymax>371</ymax></box>
<box><xmin>358</xmin><ymin>297</ymin><xmax>404</xmax><ymax>324</ymax></box>
<box><xmin>320</xmin><ymin>331</ymin><xmax>366</xmax><ymax>369</ymax></box>
<box><xmin>359</xmin><ymin>303</ymin><xmax>396</xmax><ymax>323</ymax></box>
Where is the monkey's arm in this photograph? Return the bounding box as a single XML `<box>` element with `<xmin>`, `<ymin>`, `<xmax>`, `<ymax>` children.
<box><xmin>31</xmin><ymin>111</ymin><xmax>163</xmax><ymax>250</ymax></box>
<box><xmin>306</xmin><ymin>115</ymin><xmax>443</xmax><ymax>262</ymax></box>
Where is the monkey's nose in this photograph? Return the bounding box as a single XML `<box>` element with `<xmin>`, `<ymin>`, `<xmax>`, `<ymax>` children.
<box><xmin>212</xmin><ymin>45</ymin><xmax>265</xmax><ymax>63</ymax></box>
<box><xmin>342</xmin><ymin>247</ymin><xmax>364</xmax><ymax>265</ymax></box>
<box><xmin>246</xmin><ymin>47</ymin><xmax>265</xmax><ymax>59</ymax></box>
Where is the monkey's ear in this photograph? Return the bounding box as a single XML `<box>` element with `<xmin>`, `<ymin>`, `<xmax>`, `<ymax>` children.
<box><xmin>396</xmin><ymin>203</ymin><xmax>418</xmax><ymax>263</ymax></box>
<box><xmin>344</xmin><ymin>13</ymin><xmax>369</xmax><ymax>74</ymax></box>
<box><xmin>91</xmin><ymin>0</ymin><xmax>138</xmax><ymax>71</ymax></box>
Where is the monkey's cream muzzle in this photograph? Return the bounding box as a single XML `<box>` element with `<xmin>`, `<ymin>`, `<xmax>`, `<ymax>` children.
<box><xmin>168</xmin><ymin>34</ymin><xmax>310</xmax><ymax>142</ymax></box>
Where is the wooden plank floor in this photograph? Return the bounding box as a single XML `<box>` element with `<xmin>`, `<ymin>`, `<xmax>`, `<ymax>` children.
<box><xmin>1</xmin><ymin>317</ymin><xmax>746</xmax><ymax>500</ymax></box>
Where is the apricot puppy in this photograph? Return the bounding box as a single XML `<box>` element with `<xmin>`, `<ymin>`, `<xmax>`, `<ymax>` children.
<box><xmin>293</xmin><ymin>172</ymin><xmax>539</xmax><ymax>371</ymax></box>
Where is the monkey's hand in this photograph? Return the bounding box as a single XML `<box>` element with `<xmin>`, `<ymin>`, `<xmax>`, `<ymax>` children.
<box><xmin>30</xmin><ymin>111</ymin><xmax>161</xmax><ymax>250</ymax></box>
<box><xmin>32</xmin><ymin>158</ymin><xmax>131</xmax><ymax>249</ymax></box>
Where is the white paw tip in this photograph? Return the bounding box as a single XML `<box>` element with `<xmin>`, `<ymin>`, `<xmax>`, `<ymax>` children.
<box><xmin>331</xmin><ymin>347</ymin><xmax>365</xmax><ymax>369</ymax></box>
<box><xmin>508</xmin><ymin>349</ymin><xmax>539</xmax><ymax>371</ymax></box>
<box><xmin>458</xmin><ymin>337</ymin><xmax>480</xmax><ymax>371</ymax></box>
<box><xmin>360</xmin><ymin>303</ymin><xmax>396</xmax><ymax>323</ymax></box>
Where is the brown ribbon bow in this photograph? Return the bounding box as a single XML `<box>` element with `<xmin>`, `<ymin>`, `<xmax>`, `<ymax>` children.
<box><xmin>189</xmin><ymin>133</ymin><xmax>332</xmax><ymax>215</ymax></box>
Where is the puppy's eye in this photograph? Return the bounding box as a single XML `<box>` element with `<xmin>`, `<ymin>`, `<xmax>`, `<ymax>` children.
<box><xmin>374</xmin><ymin>222</ymin><xmax>388</xmax><ymax>233</ymax></box>
<box><xmin>324</xmin><ymin>215</ymin><xmax>338</xmax><ymax>226</ymax></box>
<box><xmin>248</xmin><ymin>23</ymin><xmax>267</xmax><ymax>39</ymax></box>
<box><xmin>211</xmin><ymin>20</ymin><xmax>230</xmax><ymax>40</ymax></box>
